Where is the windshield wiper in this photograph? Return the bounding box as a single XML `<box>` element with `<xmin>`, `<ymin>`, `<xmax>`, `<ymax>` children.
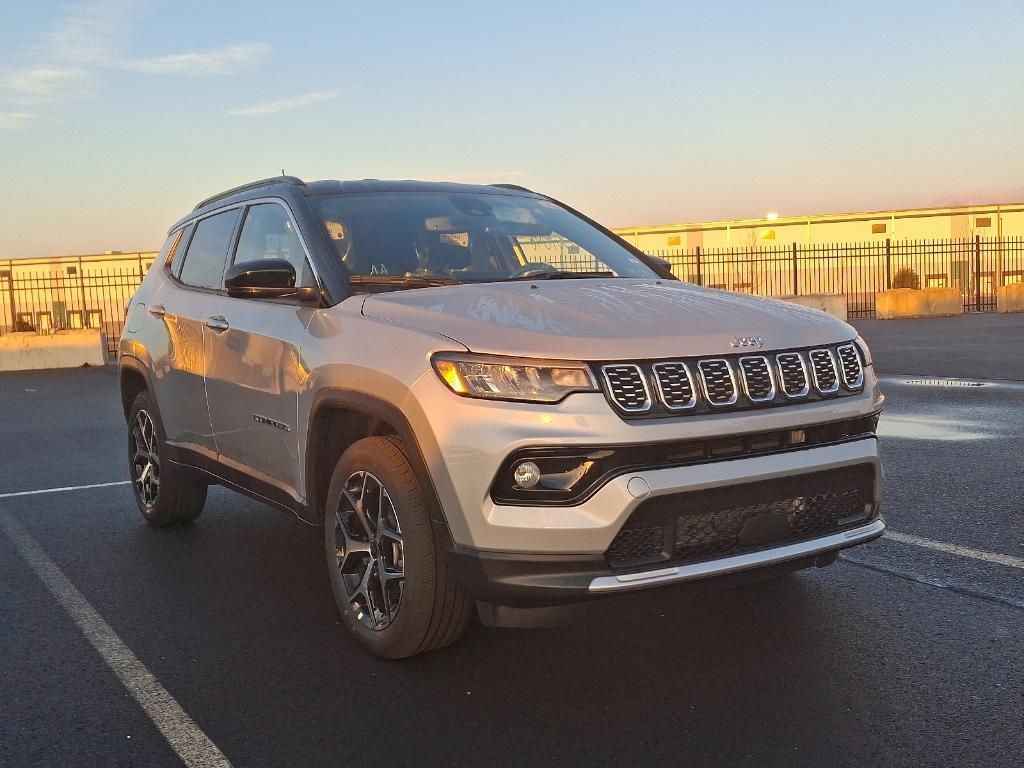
<box><xmin>348</xmin><ymin>275</ymin><xmax>462</xmax><ymax>289</ymax></box>
<box><xmin>505</xmin><ymin>270</ymin><xmax>615</xmax><ymax>281</ymax></box>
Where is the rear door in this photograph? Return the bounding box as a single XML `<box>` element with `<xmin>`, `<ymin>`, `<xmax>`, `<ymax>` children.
<box><xmin>202</xmin><ymin>200</ymin><xmax>319</xmax><ymax>504</ymax></box>
<box><xmin>152</xmin><ymin>208</ymin><xmax>240</xmax><ymax>458</ymax></box>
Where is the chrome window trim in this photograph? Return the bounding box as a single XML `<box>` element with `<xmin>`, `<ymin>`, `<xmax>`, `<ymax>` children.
<box><xmin>601</xmin><ymin>363</ymin><xmax>652</xmax><ymax>413</ymax></box>
<box><xmin>738</xmin><ymin>355</ymin><xmax>777</xmax><ymax>402</ymax></box>
<box><xmin>589</xmin><ymin>519</ymin><xmax>885</xmax><ymax>592</ymax></box>
<box><xmin>697</xmin><ymin>358</ymin><xmax>739</xmax><ymax>406</ymax></box>
<box><xmin>775</xmin><ymin>351</ymin><xmax>810</xmax><ymax>398</ymax></box>
<box><xmin>652</xmin><ymin>361</ymin><xmax>698</xmax><ymax>410</ymax></box>
<box><xmin>809</xmin><ymin>348</ymin><xmax>841</xmax><ymax>394</ymax></box>
<box><xmin>836</xmin><ymin>343</ymin><xmax>865</xmax><ymax>390</ymax></box>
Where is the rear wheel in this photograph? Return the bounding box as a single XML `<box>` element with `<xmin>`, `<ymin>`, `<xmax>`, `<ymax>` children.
<box><xmin>324</xmin><ymin>436</ymin><xmax>471</xmax><ymax>658</ymax></box>
<box><xmin>128</xmin><ymin>391</ymin><xmax>207</xmax><ymax>526</ymax></box>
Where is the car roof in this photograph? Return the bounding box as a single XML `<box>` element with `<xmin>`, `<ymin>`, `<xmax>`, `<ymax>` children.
<box><xmin>171</xmin><ymin>177</ymin><xmax>544</xmax><ymax>233</ymax></box>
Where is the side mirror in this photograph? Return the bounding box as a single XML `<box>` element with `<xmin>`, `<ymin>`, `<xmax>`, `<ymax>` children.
<box><xmin>224</xmin><ymin>258</ymin><xmax>317</xmax><ymax>302</ymax></box>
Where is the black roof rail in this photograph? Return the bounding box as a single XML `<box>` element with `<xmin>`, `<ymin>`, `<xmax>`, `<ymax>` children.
<box><xmin>489</xmin><ymin>183</ymin><xmax>538</xmax><ymax>194</ymax></box>
<box><xmin>193</xmin><ymin>175</ymin><xmax>307</xmax><ymax>211</ymax></box>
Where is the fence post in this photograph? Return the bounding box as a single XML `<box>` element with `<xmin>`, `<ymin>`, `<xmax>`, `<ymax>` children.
<box><xmin>4</xmin><ymin>259</ymin><xmax>15</xmax><ymax>333</ymax></box>
<box><xmin>694</xmin><ymin>246</ymin><xmax>702</xmax><ymax>286</ymax></box>
<box><xmin>77</xmin><ymin>256</ymin><xmax>87</xmax><ymax>324</ymax></box>
<box><xmin>885</xmin><ymin>238</ymin><xmax>892</xmax><ymax>290</ymax></box>
<box><xmin>791</xmin><ymin>242</ymin><xmax>799</xmax><ymax>296</ymax></box>
<box><xmin>974</xmin><ymin>235</ymin><xmax>982</xmax><ymax>312</ymax></box>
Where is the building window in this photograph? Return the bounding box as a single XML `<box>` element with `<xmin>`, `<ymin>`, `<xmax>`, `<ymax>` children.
<box><xmin>66</xmin><ymin>266</ymin><xmax>78</xmax><ymax>275</ymax></box>
<box><xmin>760</xmin><ymin>230</ymin><xmax>775</xmax><ymax>241</ymax></box>
<box><xmin>926</xmin><ymin>274</ymin><xmax>948</xmax><ymax>288</ymax></box>
<box><xmin>975</xmin><ymin>217</ymin><xmax>991</xmax><ymax>228</ymax></box>
<box><xmin>667</xmin><ymin>235</ymin><xmax>681</xmax><ymax>247</ymax></box>
<box><xmin>872</xmin><ymin>223</ymin><xmax>887</xmax><ymax>234</ymax></box>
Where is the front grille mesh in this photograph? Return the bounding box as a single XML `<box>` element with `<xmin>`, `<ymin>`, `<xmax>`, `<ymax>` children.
<box><xmin>598</xmin><ymin>342</ymin><xmax>864</xmax><ymax>416</ymax></box>
<box><xmin>602</xmin><ymin>364</ymin><xmax>650</xmax><ymax>411</ymax></box>
<box><xmin>698</xmin><ymin>359</ymin><xmax>736</xmax><ymax>405</ymax></box>
<box><xmin>605</xmin><ymin>465</ymin><xmax>876</xmax><ymax>570</ymax></box>
<box><xmin>739</xmin><ymin>356</ymin><xmax>774</xmax><ymax>401</ymax></box>
<box><xmin>836</xmin><ymin>344</ymin><xmax>864</xmax><ymax>389</ymax></box>
<box><xmin>652</xmin><ymin>362</ymin><xmax>696</xmax><ymax>409</ymax></box>
<box><xmin>808</xmin><ymin>349</ymin><xmax>839</xmax><ymax>393</ymax></box>
<box><xmin>776</xmin><ymin>352</ymin><xmax>809</xmax><ymax>397</ymax></box>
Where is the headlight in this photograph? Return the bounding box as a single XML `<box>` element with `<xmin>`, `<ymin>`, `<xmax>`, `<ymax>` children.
<box><xmin>431</xmin><ymin>353</ymin><xmax>598</xmax><ymax>403</ymax></box>
<box><xmin>854</xmin><ymin>335</ymin><xmax>873</xmax><ymax>366</ymax></box>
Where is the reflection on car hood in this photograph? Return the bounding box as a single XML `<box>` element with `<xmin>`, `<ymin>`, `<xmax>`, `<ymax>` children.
<box><xmin>360</xmin><ymin>278</ymin><xmax>855</xmax><ymax>359</ymax></box>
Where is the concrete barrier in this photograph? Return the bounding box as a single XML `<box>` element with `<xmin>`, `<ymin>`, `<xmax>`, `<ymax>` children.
<box><xmin>776</xmin><ymin>293</ymin><xmax>848</xmax><ymax>320</ymax></box>
<box><xmin>875</xmin><ymin>287</ymin><xmax>963</xmax><ymax>320</ymax></box>
<box><xmin>0</xmin><ymin>329</ymin><xmax>108</xmax><ymax>371</ymax></box>
<box><xmin>996</xmin><ymin>283</ymin><xmax>1024</xmax><ymax>313</ymax></box>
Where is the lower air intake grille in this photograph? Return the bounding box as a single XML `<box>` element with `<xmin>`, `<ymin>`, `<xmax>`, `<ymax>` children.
<box><xmin>836</xmin><ymin>344</ymin><xmax>864</xmax><ymax>389</ymax></box>
<box><xmin>698</xmin><ymin>359</ymin><xmax>737</xmax><ymax>405</ymax></box>
<box><xmin>739</xmin><ymin>356</ymin><xmax>774</xmax><ymax>401</ymax></box>
<box><xmin>602</xmin><ymin>364</ymin><xmax>650</xmax><ymax>412</ymax></box>
<box><xmin>808</xmin><ymin>349</ymin><xmax>839</xmax><ymax>393</ymax></box>
<box><xmin>604</xmin><ymin>464</ymin><xmax>877</xmax><ymax>570</ymax></box>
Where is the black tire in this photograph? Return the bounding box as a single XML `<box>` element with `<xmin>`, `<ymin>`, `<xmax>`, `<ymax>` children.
<box><xmin>128</xmin><ymin>391</ymin><xmax>207</xmax><ymax>527</ymax></box>
<box><xmin>324</xmin><ymin>436</ymin><xmax>471</xmax><ymax>658</ymax></box>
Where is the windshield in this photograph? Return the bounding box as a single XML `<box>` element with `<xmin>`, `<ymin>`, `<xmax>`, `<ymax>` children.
<box><xmin>309</xmin><ymin>192</ymin><xmax>658</xmax><ymax>287</ymax></box>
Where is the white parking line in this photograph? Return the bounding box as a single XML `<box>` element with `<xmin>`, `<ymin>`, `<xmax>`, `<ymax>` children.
<box><xmin>0</xmin><ymin>480</ymin><xmax>131</xmax><ymax>499</ymax></box>
<box><xmin>0</xmin><ymin>508</ymin><xmax>232</xmax><ymax>768</ymax></box>
<box><xmin>886</xmin><ymin>530</ymin><xmax>1024</xmax><ymax>570</ymax></box>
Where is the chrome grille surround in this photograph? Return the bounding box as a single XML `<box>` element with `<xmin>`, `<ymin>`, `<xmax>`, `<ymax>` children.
<box><xmin>836</xmin><ymin>343</ymin><xmax>864</xmax><ymax>390</ymax></box>
<box><xmin>738</xmin><ymin>356</ymin><xmax>776</xmax><ymax>402</ymax></box>
<box><xmin>697</xmin><ymin>359</ymin><xmax>738</xmax><ymax>406</ymax></box>
<box><xmin>775</xmin><ymin>352</ymin><xmax>810</xmax><ymax>398</ymax></box>
<box><xmin>601</xmin><ymin>364</ymin><xmax>652</xmax><ymax>413</ymax></box>
<box><xmin>652</xmin><ymin>361</ymin><xmax>697</xmax><ymax>410</ymax></box>
<box><xmin>808</xmin><ymin>349</ymin><xmax>840</xmax><ymax>394</ymax></box>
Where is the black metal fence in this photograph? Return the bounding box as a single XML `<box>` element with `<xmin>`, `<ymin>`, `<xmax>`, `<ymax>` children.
<box><xmin>647</xmin><ymin>236</ymin><xmax>1024</xmax><ymax>317</ymax></box>
<box><xmin>0</xmin><ymin>255</ymin><xmax>152</xmax><ymax>357</ymax></box>
<box><xmin>1</xmin><ymin>239</ymin><xmax>1022</xmax><ymax>357</ymax></box>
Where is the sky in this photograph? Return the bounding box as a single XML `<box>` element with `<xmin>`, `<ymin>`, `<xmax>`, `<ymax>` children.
<box><xmin>1</xmin><ymin>0</ymin><xmax>1023</xmax><ymax>258</ymax></box>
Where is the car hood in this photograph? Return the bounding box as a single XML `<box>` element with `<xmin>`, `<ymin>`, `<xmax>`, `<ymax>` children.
<box><xmin>361</xmin><ymin>279</ymin><xmax>855</xmax><ymax>359</ymax></box>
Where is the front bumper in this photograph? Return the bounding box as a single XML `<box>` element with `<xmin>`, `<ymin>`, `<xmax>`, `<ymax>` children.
<box><xmin>447</xmin><ymin>518</ymin><xmax>884</xmax><ymax>606</ymax></box>
<box><xmin>407</xmin><ymin>366</ymin><xmax>885</xmax><ymax>553</ymax></box>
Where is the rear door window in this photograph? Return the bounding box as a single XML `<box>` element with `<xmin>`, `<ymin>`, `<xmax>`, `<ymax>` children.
<box><xmin>178</xmin><ymin>210</ymin><xmax>239</xmax><ymax>290</ymax></box>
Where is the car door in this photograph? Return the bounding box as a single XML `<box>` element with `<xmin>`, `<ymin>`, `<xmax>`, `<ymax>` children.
<box><xmin>151</xmin><ymin>209</ymin><xmax>240</xmax><ymax>458</ymax></box>
<box><xmin>202</xmin><ymin>200</ymin><xmax>319</xmax><ymax>504</ymax></box>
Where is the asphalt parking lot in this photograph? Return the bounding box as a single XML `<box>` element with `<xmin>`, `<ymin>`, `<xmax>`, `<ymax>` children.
<box><xmin>1</xmin><ymin>314</ymin><xmax>1022</xmax><ymax>768</ymax></box>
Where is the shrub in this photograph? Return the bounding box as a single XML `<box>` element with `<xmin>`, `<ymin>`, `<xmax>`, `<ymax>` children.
<box><xmin>892</xmin><ymin>268</ymin><xmax>920</xmax><ymax>290</ymax></box>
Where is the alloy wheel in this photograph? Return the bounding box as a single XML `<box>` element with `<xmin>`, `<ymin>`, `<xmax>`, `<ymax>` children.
<box><xmin>333</xmin><ymin>471</ymin><xmax>405</xmax><ymax>630</ymax></box>
<box><xmin>130</xmin><ymin>409</ymin><xmax>160</xmax><ymax>508</ymax></box>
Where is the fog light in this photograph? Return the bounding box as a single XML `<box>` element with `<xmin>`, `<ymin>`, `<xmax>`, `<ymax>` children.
<box><xmin>513</xmin><ymin>461</ymin><xmax>541</xmax><ymax>489</ymax></box>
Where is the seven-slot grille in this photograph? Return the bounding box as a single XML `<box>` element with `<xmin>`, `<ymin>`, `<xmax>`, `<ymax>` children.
<box><xmin>738</xmin><ymin>356</ymin><xmax>775</xmax><ymax>401</ymax></box>
<box><xmin>808</xmin><ymin>349</ymin><xmax>840</xmax><ymax>393</ymax></box>
<box><xmin>697</xmin><ymin>359</ymin><xmax>738</xmax><ymax>405</ymax></box>
<box><xmin>836</xmin><ymin>344</ymin><xmax>864</xmax><ymax>389</ymax></box>
<box><xmin>601</xmin><ymin>364</ymin><xmax>651</xmax><ymax>412</ymax></box>
<box><xmin>652</xmin><ymin>362</ymin><xmax>697</xmax><ymax>409</ymax></box>
<box><xmin>598</xmin><ymin>342</ymin><xmax>865</xmax><ymax>416</ymax></box>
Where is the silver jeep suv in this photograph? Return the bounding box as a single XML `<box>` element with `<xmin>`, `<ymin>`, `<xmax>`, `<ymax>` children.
<box><xmin>119</xmin><ymin>177</ymin><xmax>884</xmax><ymax>658</ymax></box>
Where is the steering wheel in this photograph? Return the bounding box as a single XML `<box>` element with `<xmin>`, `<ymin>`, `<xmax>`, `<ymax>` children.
<box><xmin>507</xmin><ymin>263</ymin><xmax>558</xmax><ymax>279</ymax></box>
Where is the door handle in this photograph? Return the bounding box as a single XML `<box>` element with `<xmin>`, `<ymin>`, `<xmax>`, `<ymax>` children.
<box><xmin>148</xmin><ymin>304</ymin><xmax>166</xmax><ymax>318</ymax></box>
<box><xmin>204</xmin><ymin>315</ymin><xmax>230</xmax><ymax>332</ymax></box>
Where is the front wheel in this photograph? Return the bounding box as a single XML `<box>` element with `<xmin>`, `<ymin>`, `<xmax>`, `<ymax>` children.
<box><xmin>324</xmin><ymin>436</ymin><xmax>471</xmax><ymax>658</ymax></box>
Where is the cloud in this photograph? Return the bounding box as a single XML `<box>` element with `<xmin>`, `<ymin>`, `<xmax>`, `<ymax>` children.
<box><xmin>228</xmin><ymin>90</ymin><xmax>338</xmax><ymax>116</ymax></box>
<box><xmin>0</xmin><ymin>111</ymin><xmax>34</xmax><ymax>130</ymax></box>
<box><xmin>0</xmin><ymin>1</ymin><xmax>268</xmax><ymax>111</ymax></box>
<box><xmin>123</xmin><ymin>43</ymin><xmax>270</xmax><ymax>76</ymax></box>
<box><xmin>2</xmin><ymin>67</ymin><xmax>90</xmax><ymax>97</ymax></box>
